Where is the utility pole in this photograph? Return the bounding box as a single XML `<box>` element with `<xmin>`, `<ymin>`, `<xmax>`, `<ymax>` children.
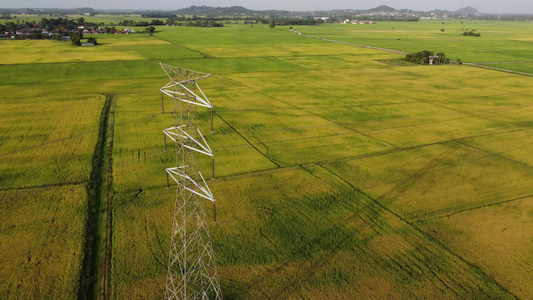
<box><xmin>160</xmin><ymin>63</ymin><xmax>222</xmax><ymax>300</ymax></box>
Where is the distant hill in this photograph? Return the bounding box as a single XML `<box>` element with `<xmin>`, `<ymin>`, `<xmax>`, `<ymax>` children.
<box><xmin>175</xmin><ymin>5</ymin><xmax>255</xmax><ymax>15</ymax></box>
<box><xmin>171</xmin><ymin>5</ymin><xmax>487</xmax><ymax>18</ymax></box>
<box><xmin>367</xmin><ymin>5</ymin><xmax>397</xmax><ymax>13</ymax></box>
<box><xmin>173</xmin><ymin>5</ymin><xmax>303</xmax><ymax>17</ymax></box>
<box><xmin>456</xmin><ymin>6</ymin><xmax>483</xmax><ymax>16</ymax></box>
<box><xmin>5</xmin><ymin>4</ymin><xmax>522</xmax><ymax>20</ymax></box>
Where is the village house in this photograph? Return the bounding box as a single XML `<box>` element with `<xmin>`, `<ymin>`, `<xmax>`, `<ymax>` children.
<box><xmin>15</xmin><ymin>28</ymin><xmax>33</xmax><ymax>36</ymax></box>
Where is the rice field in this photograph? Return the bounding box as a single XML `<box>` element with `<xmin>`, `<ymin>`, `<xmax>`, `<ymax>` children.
<box><xmin>1</xmin><ymin>20</ymin><xmax>532</xmax><ymax>299</ymax></box>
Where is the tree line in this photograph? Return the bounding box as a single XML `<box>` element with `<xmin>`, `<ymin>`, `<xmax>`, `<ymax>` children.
<box><xmin>0</xmin><ymin>17</ymin><xmax>159</xmax><ymax>45</ymax></box>
<box><xmin>118</xmin><ymin>19</ymin><xmax>164</xmax><ymax>27</ymax></box>
<box><xmin>462</xmin><ymin>30</ymin><xmax>481</xmax><ymax>37</ymax></box>
<box><xmin>261</xmin><ymin>18</ymin><xmax>324</xmax><ymax>26</ymax></box>
<box><xmin>1</xmin><ymin>17</ymin><xmax>97</xmax><ymax>33</ymax></box>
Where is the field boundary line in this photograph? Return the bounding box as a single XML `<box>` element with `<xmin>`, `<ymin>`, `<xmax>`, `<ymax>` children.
<box><xmin>295</xmin><ymin>103</ymin><xmax>399</xmax><ymax>149</ymax></box>
<box><xmin>415</xmin><ymin>193</ymin><xmax>533</xmax><ymax>223</ymax></box>
<box><xmin>454</xmin><ymin>140</ymin><xmax>533</xmax><ymax>169</ymax></box>
<box><xmin>218</xmin><ymin>73</ymin><xmax>400</xmax><ymax>153</ymax></box>
<box><xmin>0</xmin><ymin>181</ymin><xmax>87</xmax><ymax>192</ymax></box>
<box><xmin>0</xmin><ymin>58</ymin><xmax>149</xmax><ymax>67</ymax></box>
<box><xmin>463</xmin><ymin>63</ymin><xmax>533</xmax><ymax>77</ymax></box>
<box><xmin>291</xmin><ymin>30</ymin><xmax>409</xmax><ymax>54</ymax></box>
<box><xmin>215</xmin><ymin>112</ymin><xmax>281</xmax><ymax>168</ymax></box>
<box><xmin>200</xmin><ymin>129</ymin><xmax>523</xmax><ymax>184</ymax></box>
<box><xmin>314</xmin><ymin>128</ymin><xmax>523</xmax><ymax>165</ymax></box>
<box><xmin>202</xmin><ymin>128</ymin><xmax>524</xmax><ymax>184</ymax></box>
<box><xmin>472</xmin><ymin>61</ymin><xmax>533</xmax><ymax>65</ymax></box>
<box><xmin>213</xmin><ymin>88</ymin><xmax>533</xmax><ymax>113</ymax></box>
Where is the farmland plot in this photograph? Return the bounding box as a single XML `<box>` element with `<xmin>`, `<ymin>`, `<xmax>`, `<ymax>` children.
<box><xmin>1</xmin><ymin>21</ymin><xmax>533</xmax><ymax>299</ymax></box>
<box><xmin>0</xmin><ymin>184</ymin><xmax>87</xmax><ymax>298</ymax></box>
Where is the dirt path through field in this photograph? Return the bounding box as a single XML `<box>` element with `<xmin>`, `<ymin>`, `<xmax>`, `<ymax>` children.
<box><xmin>78</xmin><ymin>94</ymin><xmax>116</xmax><ymax>300</ymax></box>
<box><xmin>290</xmin><ymin>29</ymin><xmax>409</xmax><ymax>54</ymax></box>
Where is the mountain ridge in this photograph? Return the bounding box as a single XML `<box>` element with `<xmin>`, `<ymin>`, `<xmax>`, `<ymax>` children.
<box><xmin>172</xmin><ymin>5</ymin><xmax>486</xmax><ymax>16</ymax></box>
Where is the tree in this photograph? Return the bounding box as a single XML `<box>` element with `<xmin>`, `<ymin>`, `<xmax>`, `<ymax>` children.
<box><xmin>87</xmin><ymin>37</ymin><xmax>98</xmax><ymax>45</ymax></box>
<box><xmin>104</xmin><ymin>26</ymin><xmax>116</xmax><ymax>34</ymax></box>
<box><xmin>146</xmin><ymin>26</ymin><xmax>155</xmax><ymax>36</ymax></box>
<box><xmin>51</xmin><ymin>33</ymin><xmax>63</xmax><ymax>41</ymax></box>
<box><xmin>405</xmin><ymin>50</ymin><xmax>455</xmax><ymax>65</ymax></box>
<box><xmin>27</xmin><ymin>30</ymin><xmax>43</xmax><ymax>39</ymax></box>
<box><xmin>462</xmin><ymin>30</ymin><xmax>480</xmax><ymax>37</ymax></box>
<box><xmin>166</xmin><ymin>18</ymin><xmax>175</xmax><ymax>26</ymax></box>
<box><xmin>150</xmin><ymin>19</ymin><xmax>164</xmax><ymax>26</ymax></box>
<box><xmin>269</xmin><ymin>20</ymin><xmax>275</xmax><ymax>29</ymax></box>
<box><xmin>434</xmin><ymin>52</ymin><xmax>446</xmax><ymax>64</ymax></box>
<box><xmin>5</xmin><ymin>21</ymin><xmax>16</xmax><ymax>31</ymax></box>
<box><xmin>71</xmin><ymin>28</ymin><xmax>83</xmax><ymax>46</ymax></box>
<box><xmin>405</xmin><ymin>50</ymin><xmax>434</xmax><ymax>64</ymax></box>
<box><xmin>71</xmin><ymin>35</ymin><xmax>81</xmax><ymax>46</ymax></box>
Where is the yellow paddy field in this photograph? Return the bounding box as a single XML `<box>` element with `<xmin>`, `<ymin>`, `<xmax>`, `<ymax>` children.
<box><xmin>1</xmin><ymin>20</ymin><xmax>532</xmax><ymax>299</ymax></box>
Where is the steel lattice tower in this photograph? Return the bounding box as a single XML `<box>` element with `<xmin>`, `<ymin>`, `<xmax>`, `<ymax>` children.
<box><xmin>160</xmin><ymin>63</ymin><xmax>222</xmax><ymax>300</ymax></box>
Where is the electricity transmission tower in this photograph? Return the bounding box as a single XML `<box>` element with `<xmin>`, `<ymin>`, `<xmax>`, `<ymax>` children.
<box><xmin>160</xmin><ymin>63</ymin><xmax>222</xmax><ymax>300</ymax></box>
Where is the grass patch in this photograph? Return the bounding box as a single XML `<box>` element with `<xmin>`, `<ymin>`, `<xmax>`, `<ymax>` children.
<box><xmin>418</xmin><ymin>197</ymin><xmax>533</xmax><ymax>299</ymax></box>
<box><xmin>324</xmin><ymin>142</ymin><xmax>533</xmax><ymax>221</ymax></box>
<box><xmin>0</xmin><ymin>95</ymin><xmax>103</xmax><ymax>189</ymax></box>
<box><xmin>296</xmin><ymin>20</ymin><xmax>533</xmax><ymax>63</ymax></box>
<box><xmin>0</xmin><ymin>39</ymin><xmax>146</xmax><ymax>64</ymax></box>
<box><xmin>377</xmin><ymin>58</ymin><xmax>419</xmax><ymax>66</ymax></box>
<box><xmin>0</xmin><ymin>185</ymin><xmax>87</xmax><ymax>299</ymax></box>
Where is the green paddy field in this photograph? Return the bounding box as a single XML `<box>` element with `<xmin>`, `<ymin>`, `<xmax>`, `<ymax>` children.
<box><xmin>1</xmin><ymin>20</ymin><xmax>532</xmax><ymax>299</ymax></box>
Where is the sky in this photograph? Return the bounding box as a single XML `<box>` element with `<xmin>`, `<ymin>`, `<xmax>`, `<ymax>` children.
<box><xmin>1</xmin><ymin>0</ymin><xmax>532</xmax><ymax>14</ymax></box>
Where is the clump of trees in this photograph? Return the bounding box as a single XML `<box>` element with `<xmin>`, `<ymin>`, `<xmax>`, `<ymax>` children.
<box><xmin>329</xmin><ymin>15</ymin><xmax>418</xmax><ymax>22</ymax></box>
<box><xmin>405</xmin><ymin>50</ymin><xmax>453</xmax><ymax>65</ymax></box>
<box><xmin>186</xmin><ymin>20</ymin><xmax>224</xmax><ymax>27</ymax></box>
<box><xmin>260</xmin><ymin>17</ymin><xmax>324</xmax><ymax>26</ymax></box>
<box><xmin>163</xmin><ymin>18</ymin><xmax>224</xmax><ymax>27</ymax></box>
<box><xmin>118</xmin><ymin>19</ymin><xmax>164</xmax><ymax>27</ymax></box>
<box><xmin>71</xmin><ymin>29</ymin><xmax>82</xmax><ymax>46</ymax></box>
<box><xmin>145</xmin><ymin>26</ymin><xmax>155</xmax><ymax>36</ymax></box>
<box><xmin>69</xmin><ymin>29</ymin><xmax>98</xmax><ymax>46</ymax></box>
<box><xmin>87</xmin><ymin>37</ymin><xmax>98</xmax><ymax>45</ymax></box>
<box><xmin>0</xmin><ymin>17</ymin><xmax>83</xmax><ymax>34</ymax></box>
<box><xmin>462</xmin><ymin>30</ymin><xmax>480</xmax><ymax>37</ymax></box>
<box><xmin>0</xmin><ymin>17</ymin><xmax>100</xmax><ymax>40</ymax></box>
